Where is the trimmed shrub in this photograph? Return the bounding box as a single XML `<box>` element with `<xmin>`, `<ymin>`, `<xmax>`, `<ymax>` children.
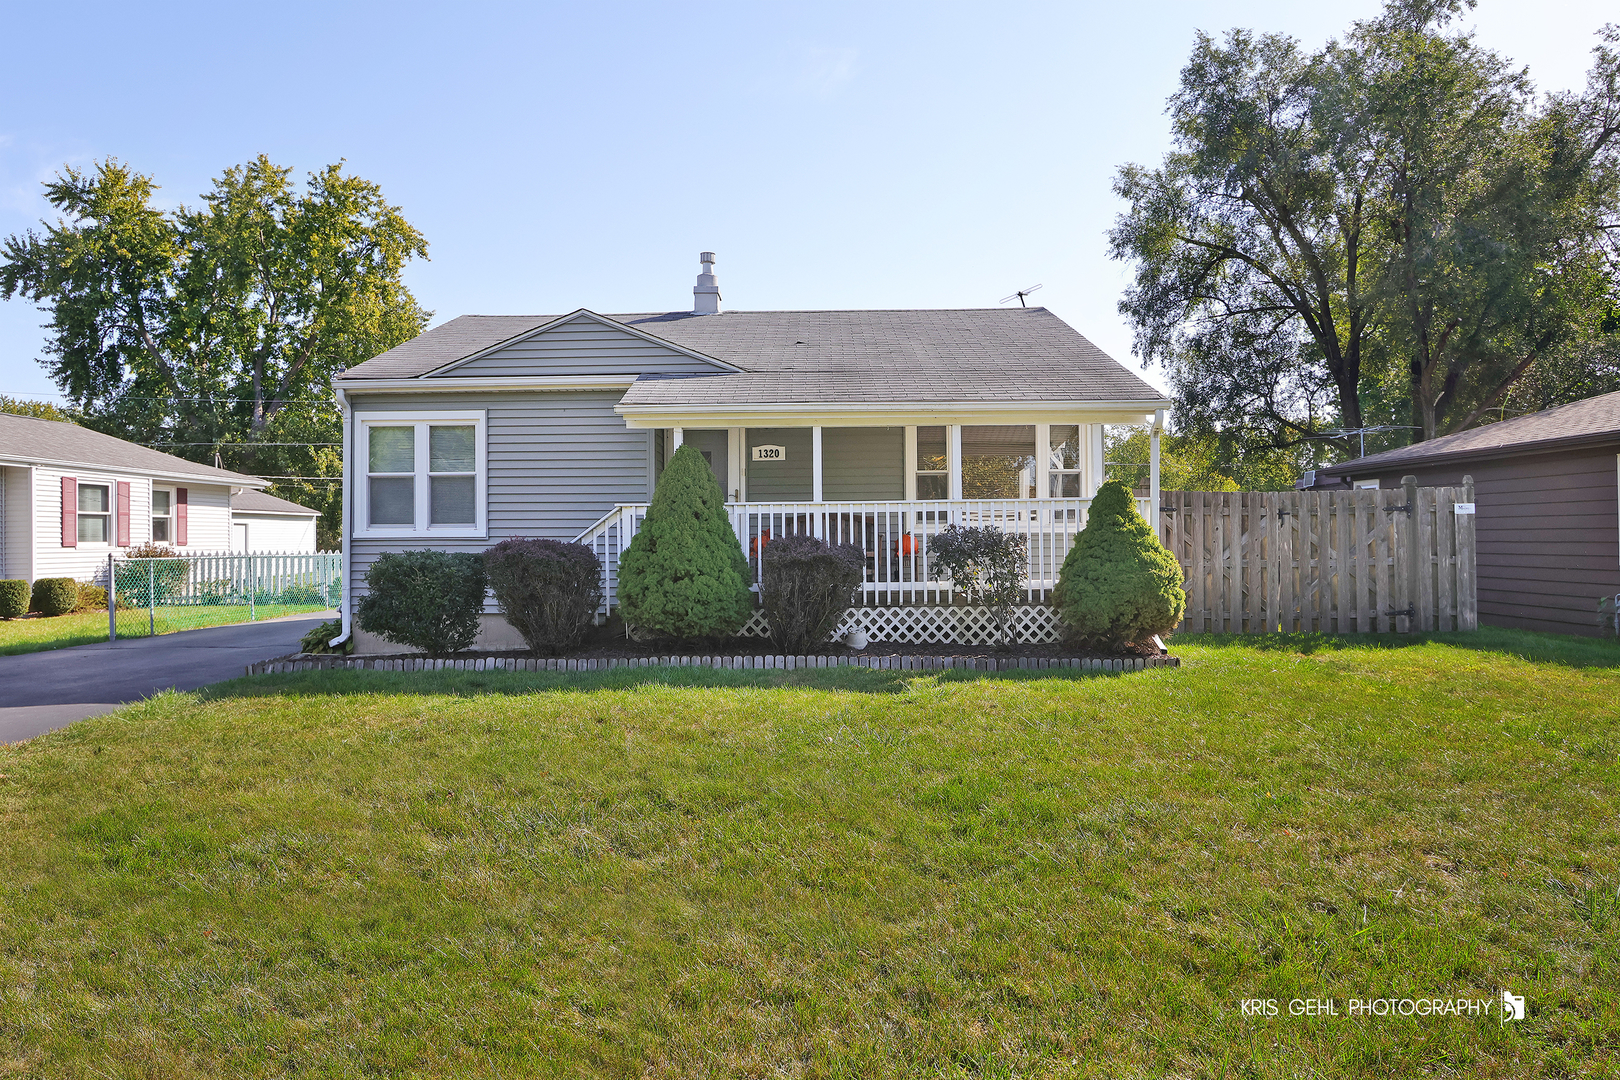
<box><xmin>1053</xmin><ymin>479</ymin><xmax>1186</xmax><ymax>649</ymax></box>
<box><xmin>30</xmin><ymin>577</ymin><xmax>79</xmax><ymax>617</ymax></box>
<box><xmin>75</xmin><ymin>584</ymin><xmax>107</xmax><ymax>611</ymax></box>
<box><xmin>0</xmin><ymin>580</ymin><xmax>28</xmax><ymax>618</ymax></box>
<box><xmin>927</xmin><ymin>524</ymin><xmax>1029</xmax><ymax>646</ymax></box>
<box><xmin>356</xmin><ymin>551</ymin><xmax>487</xmax><ymax>655</ymax></box>
<box><xmin>760</xmin><ymin>534</ymin><xmax>865</xmax><ymax>653</ymax></box>
<box><xmin>485</xmin><ymin>537</ymin><xmax>603</xmax><ymax>655</ymax></box>
<box><xmin>617</xmin><ymin>444</ymin><xmax>753</xmax><ymax>640</ymax></box>
<box><xmin>118</xmin><ymin>544</ymin><xmax>190</xmax><ymax>605</ymax></box>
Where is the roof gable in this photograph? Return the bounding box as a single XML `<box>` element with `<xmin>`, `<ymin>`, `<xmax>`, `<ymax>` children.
<box><xmin>426</xmin><ymin>309</ymin><xmax>736</xmax><ymax>378</ymax></box>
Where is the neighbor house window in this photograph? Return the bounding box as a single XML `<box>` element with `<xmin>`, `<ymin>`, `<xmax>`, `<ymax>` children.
<box><xmin>916</xmin><ymin>426</ymin><xmax>948</xmax><ymax>499</ymax></box>
<box><xmin>1049</xmin><ymin>425</ymin><xmax>1083</xmax><ymax>497</ymax></box>
<box><xmin>151</xmin><ymin>489</ymin><xmax>172</xmax><ymax>542</ymax></box>
<box><xmin>358</xmin><ymin>412</ymin><xmax>487</xmax><ymax>537</ymax></box>
<box><xmin>78</xmin><ymin>484</ymin><xmax>111</xmax><ymax>543</ymax></box>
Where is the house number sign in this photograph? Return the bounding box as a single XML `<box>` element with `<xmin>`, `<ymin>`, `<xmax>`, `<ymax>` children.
<box><xmin>1454</xmin><ymin>502</ymin><xmax>1476</xmax><ymax>514</ymax></box>
<box><xmin>752</xmin><ymin>445</ymin><xmax>786</xmax><ymax>461</ymax></box>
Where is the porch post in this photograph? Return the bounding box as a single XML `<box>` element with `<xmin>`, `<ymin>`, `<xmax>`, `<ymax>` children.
<box><xmin>948</xmin><ymin>425</ymin><xmax>962</xmax><ymax>500</ymax></box>
<box><xmin>1088</xmin><ymin>423</ymin><xmax>1105</xmax><ymax>496</ymax></box>
<box><xmin>727</xmin><ymin>427</ymin><xmax>744</xmax><ymax>502</ymax></box>
<box><xmin>672</xmin><ymin>427</ymin><xmax>684</xmax><ymax>451</ymax></box>
<box><xmin>812</xmin><ymin>426</ymin><xmax>823</xmax><ymax>502</ymax></box>
<box><xmin>1034</xmin><ymin>423</ymin><xmax>1050</xmax><ymax>500</ymax></box>
<box><xmin>1150</xmin><ymin>409</ymin><xmax>1164</xmax><ymax>523</ymax></box>
<box><xmin>904</xmin><ymin>426</ymin><xmax>917</xmax><ymax>501</ymax></box>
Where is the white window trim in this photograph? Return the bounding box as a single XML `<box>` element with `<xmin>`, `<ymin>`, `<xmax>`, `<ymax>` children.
<box><xmin>355</xmin><ymin>410</ymin><xmax>488</xmax><ymax>539</ymax></box>
<box><xmin>1353</xmin><ymin>479</ymin><xmax>1380</xmax><ymax>490</ymax></box>
<box><xmin>77</xmin><ymin>481</ymin><xmax>114</xmax><ymax>547</ymax></box>
<box><xmin>151</xmin><ymin>486</ymin><xmax>174</xmax><ymax>544</ymax></box>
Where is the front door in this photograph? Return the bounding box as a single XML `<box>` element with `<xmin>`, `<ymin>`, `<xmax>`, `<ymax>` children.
<box><xmin>683</xmin><ymin>429</ymin><xmax>732</xmax><ymax>501</ymax></box>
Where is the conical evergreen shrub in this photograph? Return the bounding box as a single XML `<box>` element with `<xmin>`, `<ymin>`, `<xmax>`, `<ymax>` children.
<box><xmin>1053</xmin><ymin>479</ymin><xmax>1186</xmax><ymax>649</ymax></box>
<box><xmin>617</xmin><ymin>443</ymin><xmax>753</xmax><ymax>640</ymax></box>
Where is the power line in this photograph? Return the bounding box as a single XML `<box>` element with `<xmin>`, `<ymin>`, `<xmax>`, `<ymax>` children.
<box><xmin>145</xmin><ymin>442</ymin><xmax>342</xmax><ymax>447</ymax></box>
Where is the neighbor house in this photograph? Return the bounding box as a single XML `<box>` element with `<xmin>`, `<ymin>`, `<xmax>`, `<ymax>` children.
<box><xmin>332</xmin><ymin>254</ymin><xmax>1172</xmax><ymax>650</ymax></box>
<box><xmin>0</xmin><ymin>412</ymin><xmax>321</xmax><ymax>586</ymax></box>
<box><xmin>228</xmin><ymin>490</ymin><xmax>322</xmax><ymax>553</ymax></box>
<box><xmin>1311</xmin><ymin>389</ymin><xmax>1620</xmax><ymax>636</ymax></box>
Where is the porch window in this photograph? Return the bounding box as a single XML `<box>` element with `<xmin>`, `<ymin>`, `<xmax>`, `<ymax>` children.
<box><xmin>151</xmin><ymin>489</ymin><xmax>172</xmax><ymax>542</ymax></box>
<box><xmin>357</xmin><ymin>411</ymin><xmax>487</xmax><ymax>537</ymax></box>
<box><xmin>78</xmin><ymin>484</ymin><xmax>111</xmax><ymax>543</ymax></box>
<box><xmin>1049</xmin><ymin>425</ymin><xmax>1083</xmax><ymax>497</ymax></box>
<box><xmin>962</xmin><ymin>426</ymin><xmax>1036</xmax><ymax>499</ymax></box>
<box><xmin>916</xmin><ymin>426</ymin><xmax>948</xmax><ymax>499</ymax></box>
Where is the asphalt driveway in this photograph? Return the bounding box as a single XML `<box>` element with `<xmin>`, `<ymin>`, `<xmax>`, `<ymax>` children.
<box><xmin>0</xmin><ymin>610</ymin><xmax>334</xmax><ymax>743</ymax></box>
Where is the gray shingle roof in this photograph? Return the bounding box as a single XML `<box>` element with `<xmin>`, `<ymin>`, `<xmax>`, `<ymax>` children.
<box><xmin>1318</xmin><ymin>390</ymin><xmax>1620</xmax><ymax>475</ymax></box>
<box><xmin>340</xmin><ymin>308</ymin><xmax>1168</xmax><ymax>406</ymax></box>
<box><xmin>230</xmin><ymin>489</ymin><xmax>321</xmax><ymax>516</ymax></box>
<box><xmin>0</xmin><ymin>412</ymin><xmax>266</xmax><ymax>485</ymax></box>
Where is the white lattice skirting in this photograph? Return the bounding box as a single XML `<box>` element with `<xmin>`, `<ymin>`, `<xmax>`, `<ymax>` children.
<box><xmin>737</xmin><ymin>604</ymin><xmax>1064</xmax><ymax>645</ymax></box>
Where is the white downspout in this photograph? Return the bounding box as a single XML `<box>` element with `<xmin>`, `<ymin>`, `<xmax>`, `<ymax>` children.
<box><xmin>812</xmin><ymin>426</ymin><xmax>823</xmax><ymax>502</ymax></box>
<box><xmin>329</xmin><ymin>385</ymin><xmax>354</xmax><ymax>649</ymax></box>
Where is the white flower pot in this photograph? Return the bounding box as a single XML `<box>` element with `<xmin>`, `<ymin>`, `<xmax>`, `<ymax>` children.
<box><xmin>844</xmin><ymin>629</ymin><xmax>870</xmax><ymax>651</ymax></box>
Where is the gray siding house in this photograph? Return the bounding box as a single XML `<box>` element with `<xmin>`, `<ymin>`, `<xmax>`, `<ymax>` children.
<box><xmin>333</xmin><ymin>255</ymin><xmax>1171</xmax><ymax>649</ymax></box>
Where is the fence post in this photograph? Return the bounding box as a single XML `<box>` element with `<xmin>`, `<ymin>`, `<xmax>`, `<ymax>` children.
<box><xmin>248</xmin><ymin>554</ymin><xmax>255</xmax><ymax>622</ymax></box>
<box><xmin>108</xmin><ymin>553</ymin><xmax>116</xmax><ymax>642</ymax></box>
<box><xmin>148</xmin><ymin>560</ymin><xmax>156</xmax><ymax>637</ymax></box>
<box><xmin>1402</xmin><ymin>475</ymin><xmax>1419</xmax><ymax>634</ymax></box>
<box><xmin>1457</xmin><ymin>475</ymin><xmax>1478</xmax><ymax>631</ymax></box>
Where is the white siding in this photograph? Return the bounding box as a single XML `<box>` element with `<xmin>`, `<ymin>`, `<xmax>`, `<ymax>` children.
<box><xmin>181</xmin><ymin>484</ymin><xmax>233</xmax><ymax>552</ymax></box>
<box><xmin>231</xmin><ymin>513</ymin><xmax>318</xmax><ymax>553</ymax></box>
<box><xmin>3</xmin><ymin>467</ymin><xmax>34</xmax><ymax>583</ymax></box>
<box><xmin>444</xmin><ymin>314</ymin><xmax>722</xmax><ymax>377</ymax></box>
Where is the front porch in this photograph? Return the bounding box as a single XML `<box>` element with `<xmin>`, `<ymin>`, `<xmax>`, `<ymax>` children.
<box><xmin>578</xmin><ymin>494</ymin><xmax>1156</xmax><ymax>642</ymax></box>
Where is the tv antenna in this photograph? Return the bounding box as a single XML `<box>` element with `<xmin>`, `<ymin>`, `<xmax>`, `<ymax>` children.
<box><xmin>999</xmin><ymin>284</ymin><xmax>1043</xmax><ymax>307</ymax></box>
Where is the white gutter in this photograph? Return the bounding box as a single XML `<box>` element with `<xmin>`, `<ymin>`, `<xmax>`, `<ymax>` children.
<box><xmin>330</xmin><ymin>385</ymin><xmax>353</xmax><ymax>649</ymax></box>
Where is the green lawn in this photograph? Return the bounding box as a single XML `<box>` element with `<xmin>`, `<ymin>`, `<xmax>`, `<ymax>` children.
<box><xmin>0</xmin><ymin>604</ymin><xmax>330</xmax><ymax>656</ymax></box>
<box><xmin>1</xmin><ymin>630</ymin><xmax>1616</xmax><ymax>1077</ymax></box>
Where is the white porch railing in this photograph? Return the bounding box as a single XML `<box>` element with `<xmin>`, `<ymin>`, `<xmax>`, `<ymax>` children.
<box><xmin>576</xmin><ymin>497</ymin><xmax>1153</xmax><ymax>613</ymax></box>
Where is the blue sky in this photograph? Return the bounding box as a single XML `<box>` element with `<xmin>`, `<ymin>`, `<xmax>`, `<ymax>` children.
<box><xmin>0</xmin><ymin>0</ymin><xmax>1612</xmax><ymax>403</ymax></box>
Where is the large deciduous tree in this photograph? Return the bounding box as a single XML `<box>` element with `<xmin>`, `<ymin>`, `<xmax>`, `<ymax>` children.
<box><xmin>1112</xmin><ymin>1</ymin><xmax>1620</xmax><ymax>455</ymax></box>
<box><xmin>0</xmin><ymin>157</ymin><xmax>430</xmax><ymax>544</ymax></box>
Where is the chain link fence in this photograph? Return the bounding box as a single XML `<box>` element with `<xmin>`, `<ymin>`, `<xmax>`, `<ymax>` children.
<box><xmin>108</xmin><ymin>552</ymin><xmax>340</xmax><ymax>639</ymax></box>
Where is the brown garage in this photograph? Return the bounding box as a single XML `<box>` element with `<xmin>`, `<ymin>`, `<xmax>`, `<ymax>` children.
<box><xmin>1307</xmin><ymin>391</ymin><xmax>1620</xmax><ymax>637</ymax></box>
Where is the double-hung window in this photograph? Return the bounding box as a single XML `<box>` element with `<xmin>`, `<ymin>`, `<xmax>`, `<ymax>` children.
<box><xmin>151</xmin><ymin>489</ymin><xmax>173</xmax><ymax>542</ymax></box>
<box><xmin>78</xmin><ymin>484</ymin><xmax>111</xmax><ymax>543</ymax></box>
<box><xmin>357</xmin><ymin>412</ymin><xmax>487</xmax><ymax>537</ymax></box>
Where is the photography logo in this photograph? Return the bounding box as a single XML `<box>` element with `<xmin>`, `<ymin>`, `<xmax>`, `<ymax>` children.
<box><xmin>1500</xmin><ymin>989</ymin><xmax>1525</xmax><ymax>1024</ymax></box>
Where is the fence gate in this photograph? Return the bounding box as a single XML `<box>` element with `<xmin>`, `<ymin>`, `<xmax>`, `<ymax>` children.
<box><xmin>1158</xmin><ymin>479</ymin><xmax>1477</xmax><ymax>634</ymax></box>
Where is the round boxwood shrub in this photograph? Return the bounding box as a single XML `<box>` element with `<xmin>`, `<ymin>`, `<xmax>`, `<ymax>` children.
<box><xmin>30</xmin><ymin>577</ymin><xmax>80</xmax><ymax>617</ymax></box>
<box><xmin>0</xmin><ymin>579</ymin><xmax>29</xmax><ymax>618</ymax></box>
<box><xmin>617</xmin><ymin>444</ymin><xmax>753</xmax><ymax>641</ymax></box>
<box><xmin>356</xmin><ymin>550</ymin><xmax>487</xmax><ymax>655</ymax></box>
<box><xmin>484</xmin><ymin>537</ymin><xmax>603</xmax><ymax>655</ymax></box>
<box><xmin>760</xmin><ymin>534</ymin><xmax>865</xmax><ymax>653</ymax></box>
<box><xmin>1053</xmin><ymin>479</ymin><xmax>1185</xmax><ymax>650</ymax></box>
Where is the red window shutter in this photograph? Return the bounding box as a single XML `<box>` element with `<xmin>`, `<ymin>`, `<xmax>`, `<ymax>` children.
<box><xmin>61</xmin><ymin>476</ymin><xmax>77</xmax><ymax>547</ymax></box>
<box><xmin>175</xmin><ymin>487</ymin><xmax>189</xmax><ymax>546</ymax></box>
<box><xmin>117</xmin><ymin>482</ymin><xmax>131</xmax><ymax>546</ymax></box>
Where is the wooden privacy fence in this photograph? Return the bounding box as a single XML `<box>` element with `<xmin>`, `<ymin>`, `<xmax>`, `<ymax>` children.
<box><xmin>1159</xmin><ymin>479</ymin><xmax>1477</xmax><ymax>634</ymax></box>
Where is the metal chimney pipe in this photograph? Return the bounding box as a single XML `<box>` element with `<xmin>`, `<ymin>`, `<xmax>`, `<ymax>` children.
<box><xmin>693</xmin><ymin>251</ymin><xmax>720</xmax><ymax>314</ymax></box>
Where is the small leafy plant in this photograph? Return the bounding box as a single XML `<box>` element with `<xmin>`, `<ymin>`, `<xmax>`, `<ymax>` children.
<box><xmin>759</xmin><ymin>534</ymin><xmax>866</xmax><ymax>653</ymax></box>
<box><xmin>484</xmin><ymin>537</ymin><xmax>603</xmax><ymax>655</ymax></box>
<box><xmin>927</xmin><ymin>525</ymin><xmax>1028</xmax><ymax>646</ymax></box>
<box><xmin>299</xmin><ymin>618</ymin><xmax>352</xmax><ymax>655</ymax></box>
<box><xmin>356</xmin><ymin>551</ymin><xmax>487</xmax><ymax>655</ymax></box>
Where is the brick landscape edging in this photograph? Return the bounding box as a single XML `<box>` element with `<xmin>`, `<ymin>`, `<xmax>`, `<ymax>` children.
<box><xmin>246</xmin><ymin>653</ymin><xmax>1179</xmax><ymax>676</ymax></box>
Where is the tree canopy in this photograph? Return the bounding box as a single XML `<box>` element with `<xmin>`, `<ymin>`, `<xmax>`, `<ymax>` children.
<box><xmin>1112</xmin><ymin>1</ymin><xmax>1620</xmax><ymax>457</ymax></box>
<box><xmin>0</xmin><ymin>157</ymin><xmax>430</xmax><ymax>544</ymax></box>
